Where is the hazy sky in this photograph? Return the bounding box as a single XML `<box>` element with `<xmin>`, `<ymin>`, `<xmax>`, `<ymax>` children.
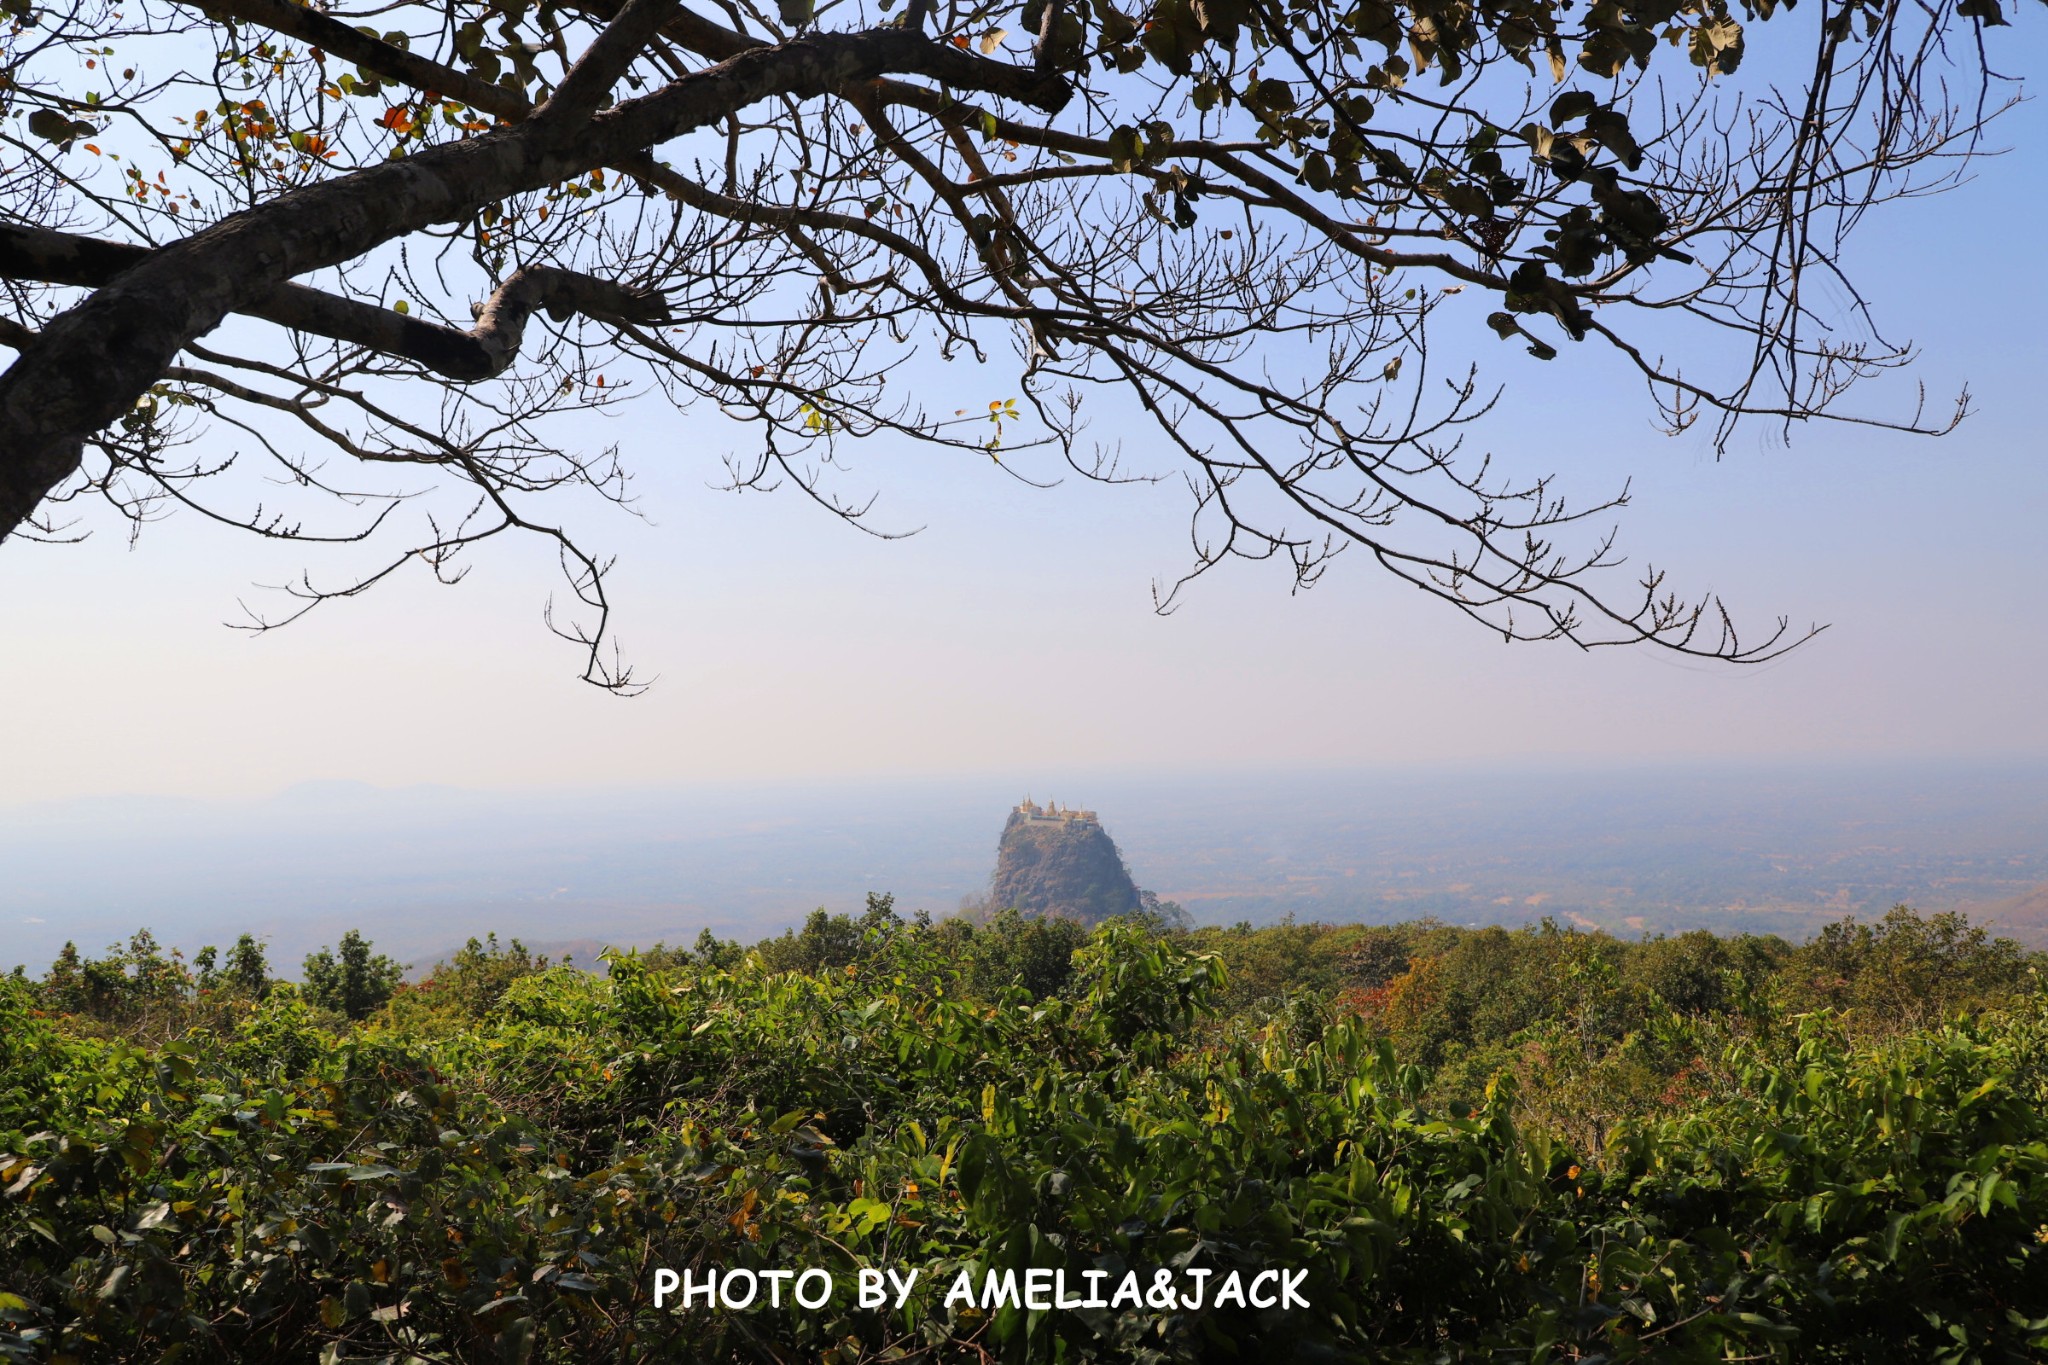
<box><xmin>4</xmin><ymin>28</ymin><xmax>2045</xmax><ymax>805</ymax></box>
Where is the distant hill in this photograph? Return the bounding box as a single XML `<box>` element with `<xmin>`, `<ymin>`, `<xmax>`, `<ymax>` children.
<box><xmin>1976</xmin><ymin>885</ymin><xmax>2048</xmax><ymax>948</ymax></box>
<box><xmin>988</xmin><ymin>800</ymin><xmax>1141</xmax><ymax>925</ymax></box>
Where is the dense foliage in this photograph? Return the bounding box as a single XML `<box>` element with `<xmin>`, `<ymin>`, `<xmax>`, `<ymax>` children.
<box><xmin>4</xmin><ymin>907</ymin><xmax>2044</xmax><ymax>1362</ymax></box>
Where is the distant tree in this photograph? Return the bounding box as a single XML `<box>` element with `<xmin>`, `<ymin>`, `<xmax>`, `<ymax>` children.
<box><xmin>1789</xmin><ymin>906</ymin><xmax>2034</xmax><ymax>1030</ymax></box>
<box><xmin>1073</xmin><ymin>919</ymin><xmax>1227</xmax><ymax>1061</ymax></box>
<box><xmin>1622</xmin><ymin>925</ymin><xmax>1785</xmax><ymax>1019</ymax></box>
<box><xmin>116</xmin><ymin>929</ymin><xmax>190</xmax><ymax>1010</ymax></box>
<box><xmin>1337</xmin><ymin>928</ymin><xmax>1412</xmax><ymax>992</ymax></box>
<box><xmin>1192</xmin><ymin>915</ymin><xmax>1353</xmax><ymax>1010</ymax></box>
<box><xmin>302</xmin><ymin>930</ymin><xmax>406</xmax><ymax>1021</ymax></box>
<box><xmin>754</xmin><ymin>893</ymin><xmax>904</xmax><ymax>975</ymax></box>
<box><xmin>756</xmin><ymin>909</ymin><xmax>859</xmax><ymax>975</ymax></box>
<box><xmin>195</xmin><ymin>933</ymin><xmax>275</xmax><ymax>1000</ymax></box>
<box><xmin>637</xmin><ymin>925</ymin><xmax>748</xmax><ymax>972</ymax></box>
<box><xmin>425</xmin><ymin>934</ymin><xmax>550</xmax><ymax>1018</ymax></box>
<box><xmin>941</xmin><ymin>906</ymin><xmax>1090</xmax><ymax>1000</ymax></box>
<box><xmin>225</xmin><ymin>934</ymin><xmax>274</xmax><ymax>998</ymax></box>
<box><xmin>41</xmin><ymin>931</ymin><xmax>194</xmax><ymax>1026</ymax></box>
<box><xmin>41</xmin><ymin>941</ymin><xmax>93</xmax><ymax>1017</ymax></box>
<box><xmin>1135</xmin><ymin>891</ymin><xmax>1193</xmax><ymax>932</ymax></box>
<box><xmin>859</xmin><ymin>892</ymin><xmax>901</xmax><ymax>931</ymax></box>
<box><xmin>692</xmin><ymin>927</ymin><xmax>742</xmax><ymax>970</ymax></box>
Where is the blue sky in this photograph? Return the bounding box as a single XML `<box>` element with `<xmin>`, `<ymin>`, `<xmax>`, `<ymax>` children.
<box><xmin>2</xmin><ymin>20</ymin><xmax>2044</xmax><ymax>805</ymax></box>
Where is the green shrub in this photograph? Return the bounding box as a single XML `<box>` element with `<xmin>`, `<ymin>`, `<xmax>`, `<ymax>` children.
<box><xmin>3</xmin><ymin>911</ymin><xmax>2043</xmax><ymax>1363</ymax></box>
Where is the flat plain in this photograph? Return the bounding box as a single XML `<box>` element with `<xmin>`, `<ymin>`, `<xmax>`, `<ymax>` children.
<box><xmin>7</xmin><ymin>759</ymin><xmax>2047</xmax><ymax>972</ymax></box>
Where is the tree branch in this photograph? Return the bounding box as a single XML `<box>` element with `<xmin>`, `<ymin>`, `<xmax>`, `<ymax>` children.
<box><xmin>535</xmin><ymin>0</ymin><xmax>681</xmax><ymax>133</ymax></box>
<box><xmin>0</xmin><ymin>28</ymin><xmax>1071</xmax><ymax>539</ymax></box>
<box><xmin>0</xmin><ymin>223</ymin><xmax>668</xmax><ymax>381</ymax></box>
<box><xmin>190</xmin><ymin>0</ymin><xmax>528</xmax><ymax>119</ymax></box>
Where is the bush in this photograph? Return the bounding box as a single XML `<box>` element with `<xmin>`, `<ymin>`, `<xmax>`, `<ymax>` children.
<box><xmin>3</xmin><ymin>909</ymin><xmax>2042</xmax><ymax>1363</ymax></box>
<box><xmin>301</xmin><ymin>930</ymin><xmax>405</xmax><ymax>1021</ymax></box>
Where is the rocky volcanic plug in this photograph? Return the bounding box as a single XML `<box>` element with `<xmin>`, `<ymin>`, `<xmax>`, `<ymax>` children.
<box><xmin>987</xmin><ymin>799</ymin><xmax>1143</xmax><ymax>925</ymax></box>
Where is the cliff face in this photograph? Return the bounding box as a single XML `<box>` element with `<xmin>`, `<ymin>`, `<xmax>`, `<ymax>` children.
<box><xmin>989</xmin><ymin>808</ymin><xmax>1142</xmax><ymax>925</ymax></box>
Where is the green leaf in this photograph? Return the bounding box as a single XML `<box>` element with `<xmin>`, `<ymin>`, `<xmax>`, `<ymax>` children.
<box><xmin>27</xmin><ymin>109</ymin><xmax>94</xmax><ymax>144</ymax></box>
<box><xmin>1550</xmin><ymin>91</ymin><xmax>1598</xmax><ymax>124</ymax></box>
<box><xmin>1106</xmin><ymin>125</ymin><xmax>1145</xmax><ymax>172</ymax></box>
<box><xmin>499</xmin><ymin>1316</ymin><xmax>536</xmax><ymax>1365</ymax></box>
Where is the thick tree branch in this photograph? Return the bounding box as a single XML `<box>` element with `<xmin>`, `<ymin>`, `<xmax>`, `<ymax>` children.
<box><xmin>536</xmin><ymin>0</ymin><xmax>681</xmax><ymax>132</ymax></box>
<box><xmin>466</xmin><ymin>266</ymin><xmax>674</xmax><ymax>374</ymax></box>
<box><xmin>191</xmin><ymin>0</ymin><xmax>528</xmax><ymax>118</ymax></box>
<box><xmin>186</xmin><ymin>0</ymin><xmax>718</xmax><ymax>227</ymax></box>
<box><xmin>0</xmin><ymin>223</ymin><xmax>668</xmax><ymax>380</ymax></box>
<box><xmin>0</xmin><ymin>29</ymin><xmax>1071</xmax><ymax>539</ymax></box>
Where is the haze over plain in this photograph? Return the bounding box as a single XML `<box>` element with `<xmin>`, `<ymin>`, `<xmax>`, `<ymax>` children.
<box><xmin>2</xmin><ymin>23</ymin><xmax>2045</xmax><ymax>964</ymax></box>
<box><xmin>7</xmin><ymin>760</ymin><xmax>2048</xmax><ymax>972</ymax></box>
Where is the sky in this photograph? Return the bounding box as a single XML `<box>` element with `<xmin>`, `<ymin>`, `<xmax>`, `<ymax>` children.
<box><xmin>3</xmin><ymin>21</ymin><xmax>2046</xmax><ymax>807</ymax></box>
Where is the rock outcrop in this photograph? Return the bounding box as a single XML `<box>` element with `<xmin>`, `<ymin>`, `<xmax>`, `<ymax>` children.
<box><xmin>988</xmin><ymin>799</ymin><xmax>1142</xmax><ymax>925</ymax></box>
